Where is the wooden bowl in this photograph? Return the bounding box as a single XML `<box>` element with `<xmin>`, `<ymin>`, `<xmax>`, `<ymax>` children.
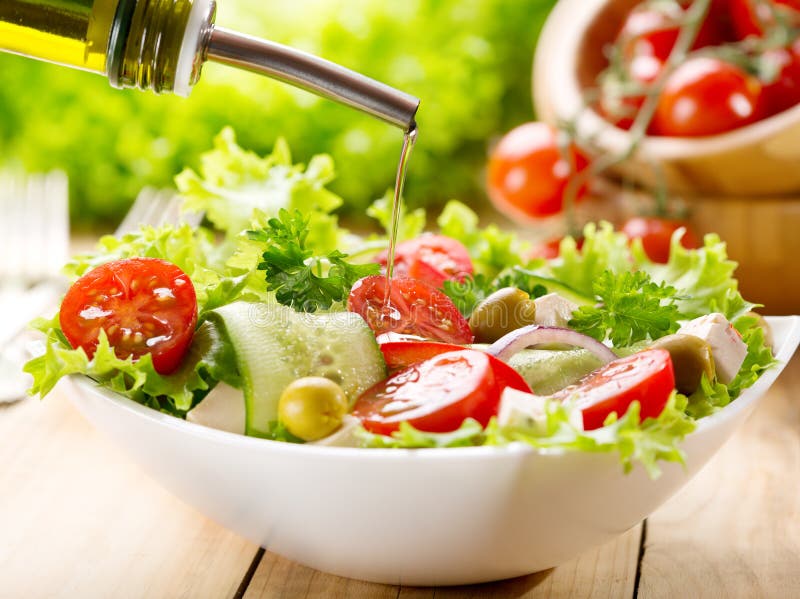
<box><xmin>533</xmin><ymin>0</ymin><xmax>800</xmax><ymax>197</ymax></box>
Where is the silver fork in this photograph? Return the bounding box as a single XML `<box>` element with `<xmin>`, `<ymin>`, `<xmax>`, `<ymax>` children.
<box><xmin>0</xmin><ymin>169</ymin><xmax>70</xmax><ymax>401</ymax></box>
<box><xmin>0</xmin><ymin>185</ymin><xmax>201</xmax><ymax>403</ymax></box>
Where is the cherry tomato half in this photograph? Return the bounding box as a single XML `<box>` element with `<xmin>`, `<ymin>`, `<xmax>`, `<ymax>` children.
<box><xmin>487</xmin><ymin>122</ymin><xmax>590</xmax><ymax>219</ymax></box>
<box><xmin>622</xmin><ymin>216</ymin><xmax>701</xmax><ymax>264</ymax></box>
<box><xmin>378</xmin><ymin>234</ymin><xmax>474</xmax><ymax>288</ymax></box>
<box><xmin>353</xmin><ymin>348</ymin><xmax>529</xmax><ymax>434</ymax></box>
<box><xmin>650</xmin><ymin>57</ymin><xmax>762</xmax><ymax>137</ymax></box>
<box><xmin>347</xmin><ymin>275</ymin><xmax>474</xmax><ymax>345</ymax></box>
<box><xmin>378</xmin><ymin>340</ymin><xmax>532</xmax><ymax>416</ymax></box>
<box><xmin>379</xmin><ymin>340</ymin><xmax>465</xmax><ymax>373</ymax></box>
<box><xmin>59</xmin><ymin>257</ymin><xmax>198</xmax><ymax>374</ymax></box>
<box><xmin>553</xmin><ymin>349</ymin><xmax>675</xmax><ymax>431</ymax></box>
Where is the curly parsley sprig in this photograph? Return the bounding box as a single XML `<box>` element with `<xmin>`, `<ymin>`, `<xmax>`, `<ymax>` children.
<box><xmin>569</xmin><ymin>270</ymin><xmax>684</xmax><ymax>347</ymax></box>
<box><xmin>249</xmin><ymin>209</ymin><xmax>380</xmax><ymax>312</ymax></box>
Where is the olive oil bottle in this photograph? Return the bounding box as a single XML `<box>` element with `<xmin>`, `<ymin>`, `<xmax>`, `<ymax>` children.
<box><xmin>0</xmin><ymin>0</ymin><xmax>419</xmax><ymax>128</ymax></box>
<box><xmin>0</xmin><ymin>0</ymin><xmax>211</xmax><ymax>95</ymax></box>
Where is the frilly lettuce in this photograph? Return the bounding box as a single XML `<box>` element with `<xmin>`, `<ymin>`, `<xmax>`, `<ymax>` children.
<box><xmin>436</xmin><ymin>200</ymin><xmax>530</xmax><ymax>277</ymax></box>
<box><xmin>367</xmin><ymin>190</ymin><xmax>426</xmax><ymax>241</ymax></box>
<box><xmin>637</xmin><ymin>231</ymin><xmax>754</xmax><ymax>321</ymax></box>
<box><xmin>176</xmin><ymin>128</ymin><xmax>347</xmax><ymax>253</ymax></box>
<box><xmin>355</xmin><ymin>394</ymin><xmax>696</xmax><ymax>478</ymax></box>
<box><xmin>25</xmin><ymin>318</ymin><xmax>237</xmax><ymax>415</ymax></box>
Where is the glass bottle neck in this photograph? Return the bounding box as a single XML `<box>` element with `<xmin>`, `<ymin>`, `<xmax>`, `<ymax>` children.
<box><xmin>109</xmin><ymin>0</ymin><xmax>215</xmax><ymax>95</ymax></box>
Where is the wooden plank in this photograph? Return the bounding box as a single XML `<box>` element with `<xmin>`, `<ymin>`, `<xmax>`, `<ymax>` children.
<box><xmin>638</xmin><ymin>355</ymin><xmax>800</xmax><ymax>599</ymax></box>
<box><xmin>244</xmin><ymin>517</ymin><xmax>641</xmax><ymax>598</ymax></box>
<box><xmin>0</xmin><ymin>390</ymin><xmax>260</xmax><ymax>599</ymax></box>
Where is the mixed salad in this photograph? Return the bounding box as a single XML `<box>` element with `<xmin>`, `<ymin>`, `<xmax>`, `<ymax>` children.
<box><xmin>25</xmin><ymin>129</ymin><xmax>775</xmax><ymax>476</ymax></box>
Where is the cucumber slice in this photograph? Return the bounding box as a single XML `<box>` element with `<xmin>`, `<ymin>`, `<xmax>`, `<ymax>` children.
<box><xmin>507</xmin><ymin>348</ymin><xmax>603</xmax><ymax>395</ymax></box>
<box><xmin>207</xmin><ymin>302</ymin><xmax>386</xmax><ymax>438</ymax></box>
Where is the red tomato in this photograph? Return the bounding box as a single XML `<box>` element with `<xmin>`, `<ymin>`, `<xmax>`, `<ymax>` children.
<box><xmin>553</xmin><ymin>349</ymin><xmax>675</xmax><ymax>431</ymax></box>
<box><xmin>598</xmin><ymin>88</ymin><xmax>645</xmax><ymax>131</ymax></box>
<box><xmin>651</xmin><ymin>57</ymin><xmax>762</xmax><ymax>136</ymax></box>
<box><xmin>347</xmin><ymin>275</ymin><xmax>474</xmax><ymax>345</ymax></box>
<box><xmin>527</xmin><ymin>236</ymin><xmax>584</xmax><ymax>261</ymax></box>
<box><xmin>59</xmin><ymin>257</ymin><xmax>198</xmax><ymax>375</ymax></box>
<box><xmin>378</xmin><ymin>235</ymin><xmax>474</xmax><ymax>288</ymax></box>
<box><xmin>379</xmin><ymin>340</ymin><xmax>533</xmax><ymax>420</ymax></box>
<box><xmin>487</xmin><ymin>122</ymin><xmax>590</xmax><ymax>219</ymax></box>
<box><xmin>618</xmin><ymin>2</ymin><xmax>726</xmax><ymax>81</ymax></box>
<box><xmin>758</xmin><ymin>40</ymin><xmax>800</xmax><ymax>117</ymax></box>
<box><xmin>380</xmin><ymin>340</ymin><xmax>464</xmax><ymax>372</ymax></box>
<box><xmin>730</xmin><ymin>0</ymin><xmax>800</xmax><ymax>39</ymax></box>
<box><xmin>622</xmin><ymin>216</ymin><xmax>701</xmax><ymax>263</ymax></box>
<box><xmin>353</xmin><ymin>349</ymin><xmax>528</xmax><ymax>434</ymax></box>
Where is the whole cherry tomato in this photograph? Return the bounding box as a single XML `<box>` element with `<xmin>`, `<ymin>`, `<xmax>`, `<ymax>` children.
<box><xmin>758</xmin><ymin>39</ymin><xmax>800</xmax><ymax>117</ymax></box>
<box><xmin>730</xmin><ymin>0</ymin><xmax>800</xmax><ymax>39</ymax></box>
<box><xmin>622</xmin><ymin>216</ymin><xmax>701</xmax><ymax>263</ymax></box>
<box><xmin>650</xmin><ymin>57</ymin><xmax>762</xmax><ymax>136</ymax></box>
<box><xmin>487</xmin><ymin>122</ymin><xmax>590</xmax><ymax>219</ymax></box>
<box><xmin>378</xmin><ymin>234</ymin><xmax>474</xmax><ymax>288</ymax></box>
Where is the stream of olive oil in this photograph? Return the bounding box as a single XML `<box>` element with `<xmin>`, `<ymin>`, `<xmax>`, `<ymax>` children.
<box><xmin>383</xmin><ymin>125</ymin><xmax>418</xmax><ymax>305</ymax></box>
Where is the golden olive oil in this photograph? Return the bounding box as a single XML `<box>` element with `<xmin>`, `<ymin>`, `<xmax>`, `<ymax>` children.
<box><xmin>0</xmin><ymin>0</ymin><xmax>118</xmax><ymax>73</ymax></box>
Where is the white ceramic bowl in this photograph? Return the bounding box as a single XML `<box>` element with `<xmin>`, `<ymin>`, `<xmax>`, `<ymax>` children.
<box><xmin>62</xmin><ymin>316</ymin><xmax>800</xmax><ymax>586</ymax></box>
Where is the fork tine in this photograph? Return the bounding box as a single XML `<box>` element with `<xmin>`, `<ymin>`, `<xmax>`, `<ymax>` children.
<box><xmin>45</xmin><ymin>171</ymin><xmax>70</xmax><ymax>278</ymax></box>
<box><xmin>116</xmin><ymin>187</ymin><xmax>157</xmax><ymax>236</ymax></box>
<box><xmin>25</xmin><ymin>173</ymin><xmax>46</xmax><ymax>280</ymax></box>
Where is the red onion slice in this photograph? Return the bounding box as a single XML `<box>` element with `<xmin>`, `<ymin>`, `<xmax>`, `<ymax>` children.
<box><xmin>486</xmin><ymin>325</ymin><xmax>617</xmax><ymax>364</ymax></box>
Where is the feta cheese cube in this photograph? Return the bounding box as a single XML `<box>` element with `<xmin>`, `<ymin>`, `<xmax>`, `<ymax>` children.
<box><xmin>497</xmin><ymin>387</ymin><xmax>583</xmax><ymax>432</ymax></box>
<box><xmin>534</xmin><ymin>293</ymin><xmax>579</xmax><ymax>328</ymax></box>
<box><xmin>312</xmin><ymin>415</ymin><xmax>362</xmax><ymax>447</ymax></box>
<box><xmin>678</xmin><ymin>313</ymin><xmax>747</xmax><ymax>384</ymax></box>
<box><xmin>186</xmin><ymin>382</ymin><xmax>245</xmax><ymax>435</ymax></box>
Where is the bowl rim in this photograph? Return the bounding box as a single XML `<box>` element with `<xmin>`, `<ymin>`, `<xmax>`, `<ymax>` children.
<box><xmin>67</xmin><ymin>315</ymin><xmax>800</xmax><ymax>461</ymax></box>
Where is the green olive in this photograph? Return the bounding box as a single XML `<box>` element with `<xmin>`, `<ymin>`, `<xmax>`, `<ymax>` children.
<box><xmin>649</xmin><ymin>334</ymin><xmax>715</xmax><ymax>395</ymax></box>
<box><xmin>278</xmin><ymin>377</ymin><xmax>348</xmax><ymax>441</ymax></box>
<box><xmin>469</xmin><ymin>287</ymin><xmax>537</xmax><ymax>343</ymax></box>
<box><xmin>745</xmin><ymin>311</ymin><xmax>773</xmax><ymax>350</ymax></box>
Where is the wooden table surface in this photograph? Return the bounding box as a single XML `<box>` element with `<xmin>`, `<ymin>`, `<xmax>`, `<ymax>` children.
<box><xmin>1</xmin><ymin>352</ymin><xmax>797</xmax><ymax>599</ymax></box>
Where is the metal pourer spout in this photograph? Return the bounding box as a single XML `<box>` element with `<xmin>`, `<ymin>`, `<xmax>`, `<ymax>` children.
<box><xmin>206</xmin><ymin>27</ymin><xmax>420</xmax><ymax>131</ymax></box>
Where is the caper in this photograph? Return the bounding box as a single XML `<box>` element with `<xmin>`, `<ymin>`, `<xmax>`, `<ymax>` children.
<box><xmin>469</xmin><ymin>287</ymin><xmax>537</xmax><ymax>343</ymax></box>
<box><xmin>649</xmin><ymin>334</ymin><xmax>715</xmax><ymax>395</ymax></box>
<box><xmin>278</xmin><ymin>377</ymin><xmax>349</xmax><ymax>441</ymax></box>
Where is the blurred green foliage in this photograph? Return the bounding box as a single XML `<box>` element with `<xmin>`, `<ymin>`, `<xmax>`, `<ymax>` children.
<box><xmin>0</xmin><ymin>0</ymin><xmax>555</xmax><ymax>228</ymax></box>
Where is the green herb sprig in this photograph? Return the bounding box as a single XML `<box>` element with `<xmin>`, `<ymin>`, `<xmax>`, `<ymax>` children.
<box><xmin>569</xmin><ymin>270</ymin><xmax>684</xmax><ymax>346</ymax></box>
<box><xmin>250</xmin><ymin>209</ymin><xmax>379</xmax><ymax>312</ymax></box>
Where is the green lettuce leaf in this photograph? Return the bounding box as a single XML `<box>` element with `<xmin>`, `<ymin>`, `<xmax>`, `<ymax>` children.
<box><xmin>436</xmin><ymin>200</ymin><xmax>529</xmax><ymax>277</ymax></box>
<box><xmin>64</xmin><ymin>223</ymin><xmax>255</xmax><ymax>314</ymax></box>
<box><xmin>25</xmin><ymin>318</ymin><xmax>236</xmax><ymax>416</ymax></box>
<box><xmin>638</xmin><ymin>232</ymin><xmax>754</xmax><ymax>321</ymax></box>
<box><xmin>175</xmin><ymin>128</ymin><xmax>344</xmax><ymax>246</ymax></box>
<box><xmin>355</xmin><ymin>418</ymin><xmax>486</xmax><ymax>448</ymax></box>
<box><xmin>486</xmin><ymin>393</ymin><xmax>696</xmax><ymax>478</ymax></box>
<box><xmin>548</xmin><ymin>222</ymin><xmax>633</xmax><ymax>297</ymax></box>
<box><xmin>367</xmin><ymin>190</ymin><xmax>426</xmax><ymax>241</ymax></box>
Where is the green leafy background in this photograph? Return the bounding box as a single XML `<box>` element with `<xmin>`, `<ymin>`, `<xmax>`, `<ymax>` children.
<box><xmin>0</xmin><ymin>0</ymin><xmax>556</xmax><ymax>228</ymax></box>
